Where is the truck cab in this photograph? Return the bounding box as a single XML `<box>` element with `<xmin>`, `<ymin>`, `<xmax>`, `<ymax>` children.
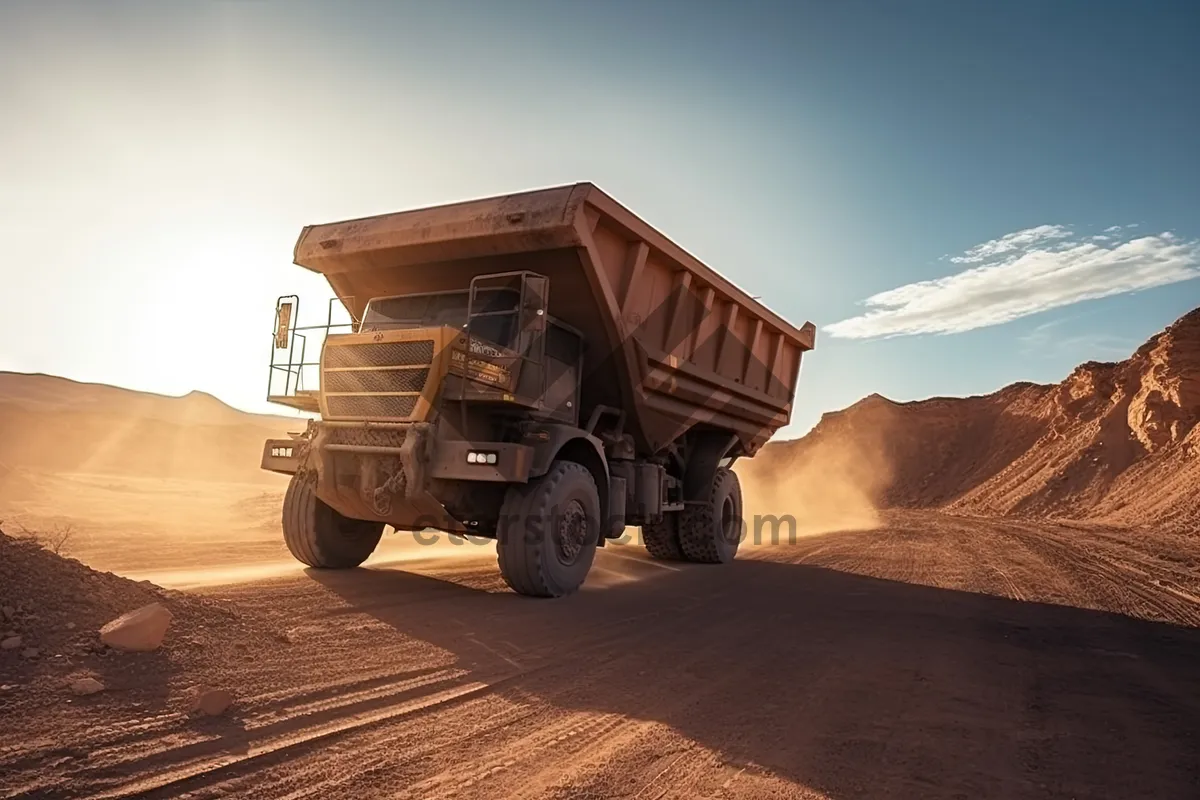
<box><xmin>352</xmin><ymin>275</ymin><xmax>583</xmax><ymax>426</ymax></box>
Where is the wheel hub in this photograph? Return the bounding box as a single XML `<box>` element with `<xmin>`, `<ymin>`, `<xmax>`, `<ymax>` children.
<box><xmin>555</xmin><ymin>499</ymin><xmax>588</xmax><ymax>564</ymax></box>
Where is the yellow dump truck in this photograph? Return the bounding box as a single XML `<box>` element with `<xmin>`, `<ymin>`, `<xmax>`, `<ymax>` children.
<box><xmin>263</xmin><ymin>183</ymin><xmax>815</xmax><ymax>596</ymax></box>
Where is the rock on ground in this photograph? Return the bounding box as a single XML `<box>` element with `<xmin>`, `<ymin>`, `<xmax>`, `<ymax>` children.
<box><xmin>186</xmin><ymin>686</ymin><xmax>234</xmax><ymax>716</ymax></box>
<box><xmin>99</xmin><ymin>603</ymin><xmax>173</xmax><ymax>652</ymax></box>
<box><xmin>70</xmin><ymin>677</ymin><xmax>105</xmax><ymax>696</ymax></box>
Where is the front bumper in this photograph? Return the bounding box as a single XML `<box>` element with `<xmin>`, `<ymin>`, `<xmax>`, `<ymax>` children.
<box><xmin>262</xmin><ymin>439</ymin><xmax>303</xmax><ymax>475</ymax></box>
<box><xmin>262</xmin><ymin>422</ymin><xmax>538</xmax><ymax>531</ymax></box>
<box><xmin>263</xmin><ymin>423</ymin><xmax>534</xmax><ymax>483</ymax></box>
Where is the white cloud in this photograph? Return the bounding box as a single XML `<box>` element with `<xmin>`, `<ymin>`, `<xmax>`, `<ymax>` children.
<box><xmin>948</xmin><ymin>224</ymin><xmax>1071</xmax><ymax>264</ymax></box>
<box><xmin>826</xmin><ymin>225</ymin><xmax>1200</xmax><ymax>339</ymax></box>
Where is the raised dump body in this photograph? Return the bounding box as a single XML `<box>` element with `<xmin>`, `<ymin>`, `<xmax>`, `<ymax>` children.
<box><xmin>264</xmin><ymin>183</ymin><xmax>815</xmax><ymax>597</ymax></box>
<box><xmin>293</xmin><ymin>183</ymin><xmax>815</xmax><ymax>457</ymax></box>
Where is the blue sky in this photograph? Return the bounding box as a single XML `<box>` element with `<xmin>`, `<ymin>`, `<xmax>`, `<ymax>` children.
<box><xmin>1</xmin><ymin>0</ymin><xmax>1197</xmax><ymax>436</ymax></box>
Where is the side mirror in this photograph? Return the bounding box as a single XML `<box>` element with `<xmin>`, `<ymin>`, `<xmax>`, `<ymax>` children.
<box><xmin>275</xmin><ymin>301</ymin><xmax>293</xmax><ymax>350</ymax></box>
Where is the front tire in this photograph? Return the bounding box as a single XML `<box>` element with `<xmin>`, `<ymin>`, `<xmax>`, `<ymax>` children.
<box><xmin>678</xmin><ymin>467</ymin><xmax>743</xmax><ymax>564</ymax></box>
<box><xmin>282</xmin><ymin>475</ymin><xmax>384</xmax><ymax>568</ymax></box>
<box><xmin>497</xmin><ymin>461</ymin><xmax>600</xmax><ymax>597</ymax></box>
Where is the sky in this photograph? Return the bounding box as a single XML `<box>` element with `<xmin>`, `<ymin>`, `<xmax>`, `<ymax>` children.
<box><xmin>1</xmin><ymin>0</ymin><xmax>1198</xmax><ymax>437</ymax></box>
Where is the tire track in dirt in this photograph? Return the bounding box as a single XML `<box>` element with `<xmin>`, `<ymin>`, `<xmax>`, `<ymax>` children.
<box><xmin>999</xmin><ymin>521</ymin><xmax>1200</xmax><ymax>626</ymax></box>
<box><xmin>140</xmin><ymin>617</ymin><xmax>696</xmax><ymax>800</ymax></box>
<box><xmin>0</xmin><ymin>667</ymin><xmax>462</xmax><ymax>787</ymax></box>
<box><xmin>89</xmin><ymin>679</ymin><xmax>497</xmax><ymax>799</ymax></box>
<box><xmin>531</xmin><ymin>721</ymin><xmax>807</xmax><ymax>800</ymax></box>
<box><xmin>219</xmin><ymin>698</ymin><xmax>552</xmax><ymax>800</ymax></box>
<box><xmin>19</xmin><ymin>575</ymin><xmax>696</xmax><ymax>798</ymax></box>
<box><xmin>395</xmin><ymin>712</ymin><xmax>632</xmax><ymax>799</ymax></box>
<box><xmin>13</xmin><ymin>668</ymin><xmax>495</xmax><ymax>799</ymax></box>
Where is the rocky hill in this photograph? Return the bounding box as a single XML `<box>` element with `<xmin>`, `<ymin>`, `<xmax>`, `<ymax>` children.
<box><xmin>744</xmin><ymin>307</ymin><xmax>1200</xmax><ymax>531</ymax></box>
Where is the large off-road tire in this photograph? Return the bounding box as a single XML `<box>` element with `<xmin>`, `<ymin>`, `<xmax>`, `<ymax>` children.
<box><xmin>497</xmin><ymin>461</ymin><xmax>600</xmax><ymax>598</ymax></box>
<box><xmin>640</xmin><ymin>516</ymin><xmax>684</xmax><ymax>561</ymax></box>
<box><xmin>678</xmin><ymin>467</ymin><xmax>743</xmax><ymax>564</ymax></box>
<box><xmin>282</xmin><ymin>475</ymin><xmax>384</xmax><ymax>568</ymax></box>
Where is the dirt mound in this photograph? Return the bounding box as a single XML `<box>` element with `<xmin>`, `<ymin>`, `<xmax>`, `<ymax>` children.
<box><xmin>0</xmin><ymin>526</ymin><xmax>268</xmax><ymax>718</ymax></box>
<box><xmin>0</xmin><ymin>373</ymin><xmax>297</xmax><ymax>428</ymax></box>
<box><xmin>0</xmin><ymin>372</ymin><xmax>303</xmax><ymax>483</ymax></box>
<box><xmin>741</xmin><ymin>380</ymin><xmax>1057</xmax><ymax>533</ymax></box>
<box><xmin>764</xmin><ymin>307</ymin><xmax>1200</xmax><ymax>530</ymax></box>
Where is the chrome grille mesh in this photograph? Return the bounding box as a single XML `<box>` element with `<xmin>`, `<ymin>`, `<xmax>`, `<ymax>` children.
<box><xmin>324</xmin><ymin>368</ymin><xmax>429</xmax><ymax>394</ymax></box>
<box><xmin>324</xmin><ymin>340</ymin><xmax>435</xmax><ymax>369</ymax></box>
<box><xmin>326</xmin><ymin>395</ymin><xmax>418</xmax><ymax>419</ymax></box>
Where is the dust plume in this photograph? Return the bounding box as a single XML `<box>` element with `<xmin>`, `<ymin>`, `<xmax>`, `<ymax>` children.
<box><xmin>735</xmin><ymin>426</ymin><xmax>891</xmax><ymax>546</ymax></box>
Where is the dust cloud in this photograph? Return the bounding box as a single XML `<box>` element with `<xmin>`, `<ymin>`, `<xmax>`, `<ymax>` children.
<box><xmin>125</xmin><ymin>535</ymin><xmax>498</xmax><ymax>589</ymax></box>
<box><xmin>734</xmin><ymin>433</ymin><xmax>891</xmax><ymax>547</ymax></box>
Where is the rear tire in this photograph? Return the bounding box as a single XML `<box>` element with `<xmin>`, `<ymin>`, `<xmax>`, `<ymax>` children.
<box><xmin>497</xmin><ymin>461</ymin><xmax>600</xmax><ymax>597</ymax></box>
<box><xmin>640</xmin><ymin>516</ymin><xmax>684</xmax><ymax>561</ymax></box>
<box><xmin>678</xmin><ymin>467</ymin><xmax>743</xmax><ymax>564</ymax></box>
<box><xmin>282</xmin><ymin>475</ymin><xmax>384</xmax><ymax>568</ymax></box>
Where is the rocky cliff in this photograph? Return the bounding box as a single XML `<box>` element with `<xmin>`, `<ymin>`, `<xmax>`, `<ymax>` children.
<box><xmin>745</xmin><ymin>307</ymin><xmax>1200</xmax><ymax>530</ymax></box>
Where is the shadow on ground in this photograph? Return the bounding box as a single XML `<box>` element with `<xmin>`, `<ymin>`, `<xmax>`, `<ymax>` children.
<box><xmin>309</xmin><ymin>549</ymin><xmax>1200</xmax><ymax>799</ymax></box>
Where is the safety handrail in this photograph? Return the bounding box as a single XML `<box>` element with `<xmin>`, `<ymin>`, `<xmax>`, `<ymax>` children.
<box><xmin>267</xmin><ymin>295</ymin><xmax>357</xmax><ymax>402</ymax></box>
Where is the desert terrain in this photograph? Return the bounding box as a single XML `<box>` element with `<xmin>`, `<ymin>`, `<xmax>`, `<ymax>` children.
<box><xmin>1</xmin><ymin>309</ymin><xmax>1199</xmax><ymax>799</ymax></box>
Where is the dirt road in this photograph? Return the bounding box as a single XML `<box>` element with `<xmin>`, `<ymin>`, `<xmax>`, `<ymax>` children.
<box><xmin>4</xmin><ymin>511</ymin><xmax>1200</xmax><ymax>799</ymax></box>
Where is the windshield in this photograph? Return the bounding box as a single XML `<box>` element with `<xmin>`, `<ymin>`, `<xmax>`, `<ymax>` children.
<box><xmin>361</xmin><ymin>289</ymin><xmax>520</xmax><ymax>349</ymax></box>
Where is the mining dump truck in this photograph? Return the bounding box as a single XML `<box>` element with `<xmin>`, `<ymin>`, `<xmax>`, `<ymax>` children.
<box><xmin>262</xmin><ymin>183</ymin><xmax>815</xmax><ymax>597</ymax></box>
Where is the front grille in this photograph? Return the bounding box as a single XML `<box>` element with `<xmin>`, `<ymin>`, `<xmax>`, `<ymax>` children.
<box><xmin>326</xmin><ymin>395</ymin><xmax>418</xmax><ymax>419</ymax></box>
<box><xmin>325</xmin><ymin>340</ymin><xmax>435</xmax><ymax>369</ymax></box>
<box><xmin>321</xmin><ymin>338</ymin><xmax>435</xmax><ymax>421</ymax></box>
<box><xmin>325</xmin><ymin>426</ymin><xmax>409</xmax><ymax>449</ymax></box>
<box><xmin>324</xmin><ymin>368</ymin><xmax>429</xmax><ymax>394</ymax></box>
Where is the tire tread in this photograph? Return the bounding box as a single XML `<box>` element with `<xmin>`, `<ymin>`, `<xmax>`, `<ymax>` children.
<box><xmin>497</xmin><ymin>461</ymin><xmax>598</xmax><ymax>597</ymax></box>
<box><xmin>282</xmin><ymin>475</ymin><xmax>382</xmax><ymax>568</ymax></box>
<box><xmin>678</xmin><ymin>467</ymin><xmax>741</xmax><ymax>564</ymax></box>
<box><xmin>641</xmin><ymin>518</ymin><xmax>684</xmax><ymax>561</ymax></box>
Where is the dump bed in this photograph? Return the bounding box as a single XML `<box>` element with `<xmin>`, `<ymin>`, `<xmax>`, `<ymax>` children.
<box><xmin>293</xmin><ymin>183</ymin><xmax>815</xmax><ymax>457</ymax></box>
